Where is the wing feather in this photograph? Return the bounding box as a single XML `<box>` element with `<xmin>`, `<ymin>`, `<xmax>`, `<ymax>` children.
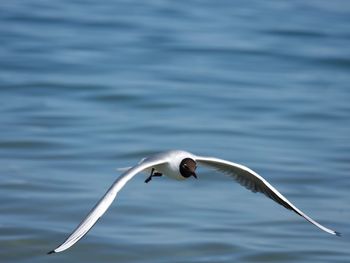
<box><xmin>196</xmin><ymin>156</ymin><xmax>340</xmax><ymax>236</ymax></box>
<box><xmin>48</xmin><ymin>158</ymin><xmax>168</xmax><ymax>254</ymax></box>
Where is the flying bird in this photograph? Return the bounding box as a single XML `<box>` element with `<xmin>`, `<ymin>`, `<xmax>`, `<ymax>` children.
<box><xmin>48</xmin><ymin>150</ymin><xmax>340</xmax><ymax>254</ymax></box>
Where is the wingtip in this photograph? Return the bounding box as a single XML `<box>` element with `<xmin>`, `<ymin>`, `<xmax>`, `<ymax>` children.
<box><xmin>47</xmin><ymin>250</ymin><xmax>56</xmax><ymax>255</ymax></box>
<box><xmin>335</xmin><ymin>231</ymin><xmax>342</xmax><ymax>237</ymax></box>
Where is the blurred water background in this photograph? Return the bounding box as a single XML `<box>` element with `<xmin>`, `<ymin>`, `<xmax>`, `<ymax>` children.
<box><xmin>1</xmin><ymin>1</ymin><xmax>350</xmax><ymax>262</ymax></box>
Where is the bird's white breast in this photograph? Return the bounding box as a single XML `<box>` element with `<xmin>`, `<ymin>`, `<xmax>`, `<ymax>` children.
<box><xmin>142</xmin><ymin>150</ymin><xmax>196</xmax><ymax>180</ymax></box>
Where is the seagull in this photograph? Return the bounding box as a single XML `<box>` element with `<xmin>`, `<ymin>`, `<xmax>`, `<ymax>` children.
<box><xmin>48</xmin><ymin>150</ymin><xmax>340</xmax><ymax>254</ymax></box>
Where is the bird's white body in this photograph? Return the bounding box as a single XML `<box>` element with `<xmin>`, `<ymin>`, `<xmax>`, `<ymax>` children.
<box><xmin>48</xmin><ymin>150</ymin><xmax>340</xmax><ymax>254</ymax></box>
<box><xmin>142</xmin><ymin>150</ymin><xmax>196</xmax><ymax>180</ymax></box>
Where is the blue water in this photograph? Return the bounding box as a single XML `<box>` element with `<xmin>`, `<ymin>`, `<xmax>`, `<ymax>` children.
<box><xmin>1</xmin><ymin>1</ymin><xmax>350</xmax><ymax>262</ymax></box>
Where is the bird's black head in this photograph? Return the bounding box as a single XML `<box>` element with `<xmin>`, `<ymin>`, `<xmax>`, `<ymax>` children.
<box><xmin>179</xmin><ymin>158</ymin><xmax>197</xmax><ymax>179</ymax></box>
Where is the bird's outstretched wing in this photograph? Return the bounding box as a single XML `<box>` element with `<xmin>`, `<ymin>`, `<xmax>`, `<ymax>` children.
<box><xmin>195</xmin><ymin>156</ymin><xmax>340</xmax><ymax>236</ymax></box>
<box><xmin>48</xmin><ymin>158</ymin><xmax>168</xmax><ymax>254</ymax></box>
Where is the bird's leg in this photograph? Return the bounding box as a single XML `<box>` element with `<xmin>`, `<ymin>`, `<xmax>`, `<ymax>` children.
<box><xmin>145</xmin><ymin>168</ymin><xmax>154</xmax><ymax>184</ymax></box>
<box><xmin>145</xmin><ymin>168</ymin><xmax>155</xmax><ymax>183</ymax></box>
<box><xmin>145</xmin><ymin>168</ymin><xmax>162</xmax><ymax>183</ymax></box>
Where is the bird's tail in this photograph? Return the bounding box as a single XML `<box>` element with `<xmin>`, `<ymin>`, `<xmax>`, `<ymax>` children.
<box><xmin>116</xmin><ymin>167</ymin><xmax>132</xmax><ymax>172</ymax></box>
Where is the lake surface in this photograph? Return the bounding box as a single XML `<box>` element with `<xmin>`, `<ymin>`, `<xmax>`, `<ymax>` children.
<box><xmin>1</xmin><ymin>1</ymin><xmax>350</xmax><ymax>262</ymax></box>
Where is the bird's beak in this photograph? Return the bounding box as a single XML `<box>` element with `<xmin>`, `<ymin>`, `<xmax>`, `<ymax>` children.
<box><xmin>192</xmin><ymin>172</ymin><xmax>197</xmax><ymax>179</ymax></box>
